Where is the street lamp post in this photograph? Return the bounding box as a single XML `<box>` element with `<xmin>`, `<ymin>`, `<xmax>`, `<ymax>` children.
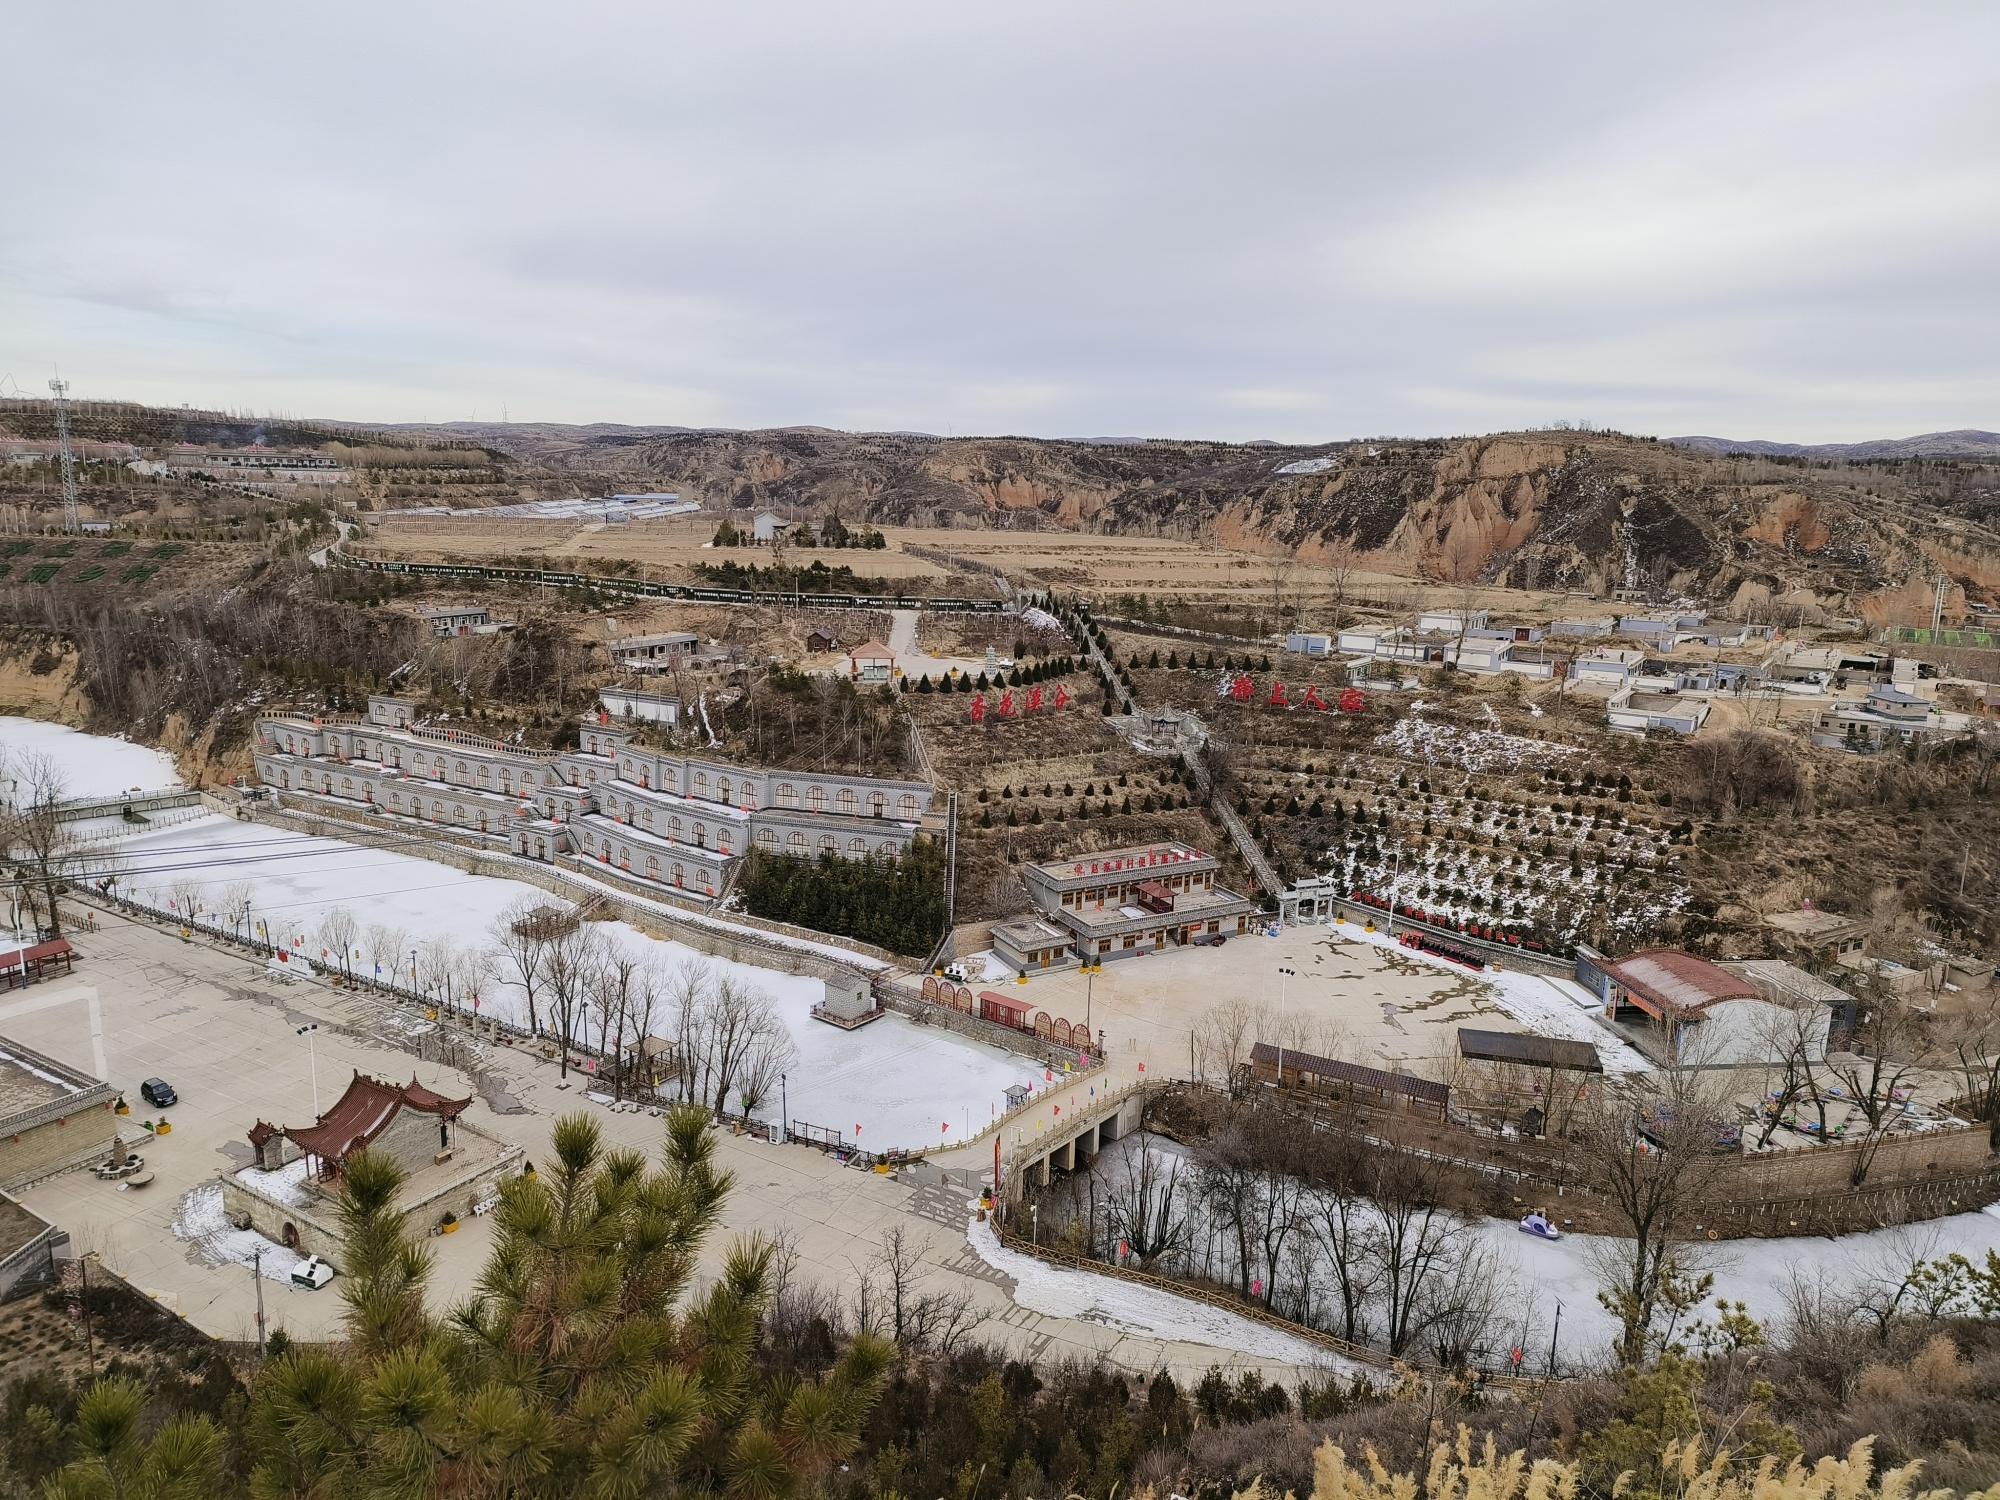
<box><xmin>780</xmin><ymin>1072</ymin><xmax>789</xmax><ymax>1143</ymax></box>
<box><xmin>1276</xmin><ymin>966</ymin><xmax>1296</xmax><ymax>1082</ymax></box>
<box><xmin>295</xmin><ymin>1024</ymin><xmax>321</xmax><ymax>1115</ymax></box>
<box><xmin>1083</xmin><ymin>960</ymin><xmax>1101</xmax><ymax>1030</ymax></box>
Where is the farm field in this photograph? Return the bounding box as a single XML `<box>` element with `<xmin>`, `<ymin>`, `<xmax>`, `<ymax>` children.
<box><xmin>360</xmin><ymin>513</ymin><xmax>954</xmax><ymax>585</ymax></box>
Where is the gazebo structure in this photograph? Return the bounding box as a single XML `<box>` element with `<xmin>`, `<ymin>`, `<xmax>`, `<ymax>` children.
<box><xmin>249</xmin><ymin>1071</ymin><xmax>472</xmax><ymax>1179</ymax></box>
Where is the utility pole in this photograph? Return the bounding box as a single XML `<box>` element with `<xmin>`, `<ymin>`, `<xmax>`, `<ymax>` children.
<box><xmin>253</xmin><ymin>1246</ymin><xmax>267</xmax><ymax>1354</ymax></box>
<box><xmin>48</xmin><ymin>377</ymin><xmax>82</xmax><ymax>534</ymax></box>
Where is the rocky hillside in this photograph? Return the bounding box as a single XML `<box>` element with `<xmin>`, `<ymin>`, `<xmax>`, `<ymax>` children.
<box><xmin>1667</xmin><ymin>429</ymin><xmax>2000</xmax><ymax>461</ymax></box>
<box><xmin>408</xmin><ymin>422</ymin><xmax>2000</xmax><ymax>619</ymax></box>
<box><xmin>15</xmin><ymin>395</ymin><xmax>2000</xmax><ymax>616</ymax></box>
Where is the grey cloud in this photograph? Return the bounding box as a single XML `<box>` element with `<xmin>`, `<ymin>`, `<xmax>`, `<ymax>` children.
<box><xmin>3</xmin><ymin>0</ymin><xmax>1995</xmax><ymax>441</ymax></box>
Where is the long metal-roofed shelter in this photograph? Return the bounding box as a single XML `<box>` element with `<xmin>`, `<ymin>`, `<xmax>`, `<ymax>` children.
<box><xmin>1456</xmin><ymin>1028</ymin><xmax>1602</xmax><ymax>1073</ymax></box>
<box><xmin>1247</xmin><ymin>1041</ymin><xmax>1449</xmax><ymax>1116</ymax></box>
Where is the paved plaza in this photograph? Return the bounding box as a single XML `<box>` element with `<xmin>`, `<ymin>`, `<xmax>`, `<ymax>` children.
<box><xmin>7</xmin><ymin>907</ymin><xmax>1323</xmax><ymax>1382</ymax></box>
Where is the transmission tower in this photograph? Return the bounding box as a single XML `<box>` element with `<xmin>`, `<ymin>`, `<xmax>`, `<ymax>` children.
<box><xmin>48</xmin><ymin>377</ymin><xmax>81</xmax><ymax>534</ymax></box>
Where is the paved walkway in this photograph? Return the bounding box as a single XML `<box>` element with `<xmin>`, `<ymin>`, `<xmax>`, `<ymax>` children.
<box><xmin>7</xmin><ymin>909</ymin><xmax>1323</xmax><ymax>1382</ymax></box>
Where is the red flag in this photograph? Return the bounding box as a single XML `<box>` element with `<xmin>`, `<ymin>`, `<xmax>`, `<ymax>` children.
<box><xmin>941</xmin><ymin>1122</ymin><xmax>951</xmax><ymax>1132</ymax></box>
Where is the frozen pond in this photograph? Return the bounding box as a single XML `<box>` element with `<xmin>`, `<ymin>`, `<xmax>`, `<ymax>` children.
<box><xmin>0</xmin><ymin>716</ymin><xmax>182</xmax><ymax>801</ymax></box>
<box><xmin>105</xmin><ymin>811</ymin><xmax>1038</xmax><ymax>1149</ymax></box>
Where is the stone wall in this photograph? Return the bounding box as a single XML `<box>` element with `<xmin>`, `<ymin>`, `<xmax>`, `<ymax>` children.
<box><xmin>1715</xmin><ymin>1123</ymin><xmax>1992</xmax><ymax>1200</ymax></box>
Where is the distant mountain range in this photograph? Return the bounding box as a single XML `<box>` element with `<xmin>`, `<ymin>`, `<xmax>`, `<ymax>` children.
<box><xmin>1665</xmin><ymin>430</ymin><xmax>2000</xmax><ymax>461</ymax></box>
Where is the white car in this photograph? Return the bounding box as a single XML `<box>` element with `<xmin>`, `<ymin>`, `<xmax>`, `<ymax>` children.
<box><xmin>289</xmin><ymin>1254</ymin><xmax>336</xmax><ymax>1290</ymax></box>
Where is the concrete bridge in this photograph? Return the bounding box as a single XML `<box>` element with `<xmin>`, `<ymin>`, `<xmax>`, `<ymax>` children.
<box><xmin>47</xmin><ymin>788</ymin><xmax>202</xmax><ymax>824</ymax></box>
<box><xmin>931</xmin><ymin>1064</ymin><xmax>1156</xmax><ymax>1205</ymax></box>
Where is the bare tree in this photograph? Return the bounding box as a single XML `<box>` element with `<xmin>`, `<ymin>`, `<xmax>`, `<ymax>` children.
<box><xmin>1322</xmin><ymin>533</ymin><xmax>1362</xmax><ymax>636</ymax></box>
<box><xmin>453</xmin><ymin>946</ymin><xmax>501</xmax><ymax>1033</ymax></box>
<box><xmin>165</xmin><ymin>875</ymin><xmax>209</xmax><ymax>926</ymax></box>
<box><xmin>1190</xmin><ymin>997</ymin><xmax>1260</xmax><ymax>1092</ymax></box>
<box><xmin>540</xmin><ymin>912</ymin><xmax>604</xmax><ymax>1079</ymax></box>
<box><xmin>860</xmin><ymin>1225</ymin><xmax>979</xmax><ymax>1357</ymax></box>
<box><xmin>490</xmin><ymin>894</ymin><xmax>560</xmax><ymax>1037</ymax></box>
<box><xmin>1572</xmin><ymin>1075</ymin><xmax>1731</xmax><ymax>1365</ymax></box>
<box><xmin>217</xmin><ymin>880</ymin><xmax>256</xmax><ymax>941</ymax></box>
<box><xmin>1369</xmin><ymin>1142</ymin><xmax>1477</xmax><ymax>1357</ymax></box>
<box><xmin>416</xmin><ymin>933</ymin><xmax>457</xmax><ymax>1011</ymax></box>
<box><xmin>1825</xmin><ymin>985</ymin><xmax>1922</xmax><ymax>1186</ymax></box>
<box><xmin>364</xmin><ymin>922</ymin><xmax>410</xmax><ymax>987</ymax></box>
<box><xmin>0</xmin><ymin>750</ymin><xmax>83</xmax><ymax>937</ymax></box>
<box><xmin>666</xmin><ymin>956</ymin><xmax>716</xmax><ymax>1104</ymax></box>
<box><xmin>1100</xmin><ymin>1130</ymin><xmax>1192</xmax><ymax>1268</ymax></box>
<box><xmin>316</xmin><ymin>905</ymin><xmax>359</xmax><ymax>978</ymax></box>
<box><xmin>705</xmin><ymin>977</ymin><xmax>790</xmax><ymax>1116</ymax></box>
<box><xmin>1752</xmin><ymin>999</ymin><xmax>1830</xmax><ymax>1150</ymax></box>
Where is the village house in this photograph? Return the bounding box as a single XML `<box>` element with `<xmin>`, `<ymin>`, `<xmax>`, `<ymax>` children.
<box><xmin>1606</xmin><ymin>685</ymin><xmax>1711</xmax><ymax>736</ymax></box>
<box><xmin>1285</xmin><ymin>631</ymin><xmax>1332</xmax><ymax>657</ymax></box>
<box><xmin>1810</xmin><ymin>684</ymin><xmax>1942</xmax><ymax>753</ymax></box>
<box><xmin>1576</xmin><ymin>946</ymin><xmax>1828</xmax><ymax>1067</ymax></box>
<box><xmin>416</xmin><ymin>603</ymin><xmax>495</xmax><ymax>638</ymax></box>
<box><xmin>752</xmin><ymin>511</ymin><xmax>793</xmax><ymax>544</ymax></box>
<box><xmin>995</xmin><ymin>841</ymin><xmax>1255</xmax><ymax>971</ymax></box>
<box><xmin>609</xmin><ymin>630</ymin><xmax>702</xmax><ymax>671</ymax></box>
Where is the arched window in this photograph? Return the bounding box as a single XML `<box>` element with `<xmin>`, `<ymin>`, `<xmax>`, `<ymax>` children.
<box><xmin>879</xmin><ymin>840</ymin><xmax>898</xmax><ymax>857</ymax></box>
<box><xmin>776</xmin><ymin>782</ymin><xmax>797</xmax><ymax>808</ymax></box>
<box><xmin>693</xmin><ymin>771</ymin><xmax>708</xmax><ymax>796</ymax></box>
<box><xmin>478</xmin><ymin>764</ymin><xmax>490</xmax><ymax>784</ymax></box>
<box><xmin>622</xmin><ymin>759</ymin><xmax>635</xmax><ymax>779</ymax></box>
<box><xmin>809</xmin><ymin>787</ymin><xmax>827</xmax><ymax>812</ymax></box>
<box><xmin>618</xmin><ymin>845</ymin><xmax>631</xmax><ymax>868</ymax></box>
<box><xmin>787</xmin><ymin>831</ymin><xmax>806</xmax><ymax>853</ymax></box>
<box><xmin>717</xmin><ymin>777</ymin><xmax>731</xmax><ymax>805</ymax></box>
<box><xmin>645</xmin><ymin>856</ymin><xmax>660</xmax><ymax>880</ymax></box>
<box><xmin>898</xmin><ymin>793</ymin><xmax>918</xmax><ymax>817</ymax></box>
<box><xmin>452</xmin><ymin>803</ymin><xmax>468</xmax><ymax>823</ymax></box>
<box><xmin>757</xmin><ymin>829</ymin><xmax>778</xmax><ymax>850</ymax></box>
<box><xmin>455</xmin><ymin>760</ymin><xmax>467</xmax><ymax>778</ymax></box>
<box><xmin>718</xmin><ymin>831</ymin><xmax>732</xmax><ymax>855</ymax></box>
<box><xmin>671</xmin><ymin>863</ymin><xmax>684</xmax><ymax>887</ymax></box>
<box><xmin>819</xmin><ymin>834</ymin><xmax>836</xmax><ymax>854</ymax></box>
<box><xmin>669</xmin><ymin>816</ymin><xmax>683</xmax><ymax>840</ymax></box>
<box><xmin>848</xmin><ymin>837</ymin><xmax>865</xmax><ymax>856</ymax></box>
<box><xmin>868</xmin><ymin>791</ymin><xmax>885</xmax><ymax>817</ymax></box>
<box><xmin>838</xmin><ymin>788</ymin><xmax>857</xmax><ymax>814</ymax></box>
<box><xmin>341</xmin><ymin>778</ymin><xmax>354</xmax><ymax>796</ymax></box>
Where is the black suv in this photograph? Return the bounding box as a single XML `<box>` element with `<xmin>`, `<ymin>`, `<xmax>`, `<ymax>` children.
<box><xmin>139</xmin><ymin>1077</ymin><xmax>178</xmax><ymax>1108</ymax></box>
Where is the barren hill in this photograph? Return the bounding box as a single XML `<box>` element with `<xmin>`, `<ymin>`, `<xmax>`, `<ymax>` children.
<box><xmin>13</xmin><ymin>395</ymin><xmax>2000</xmax><ymax>615</ymax></box>
<box><xmin>400</xmin><ymin>421</ymin><xmax>2000</xmax><ymax>618</ymax></box>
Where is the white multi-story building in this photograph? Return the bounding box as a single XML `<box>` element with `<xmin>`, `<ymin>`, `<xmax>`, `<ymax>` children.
<box><xmin>252</xmin><ymin>693</ymin><xmax>935</xmax><ymax>902</ymax></box>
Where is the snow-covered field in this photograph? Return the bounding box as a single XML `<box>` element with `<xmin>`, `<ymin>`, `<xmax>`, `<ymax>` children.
<box><xmin>106</xmin><ymin>813</ymin><xmax>1037</xmax><ymax>1148</ymax></box>
<box><xmin>967</xmin><ymin>1215</ymin><xmax>1353</xmax><ymax>1372</ymax></box>
<box><xmin>0</xmin><ymin>716</ymin><xmax>182</xmax><ymax>801</ymax></box>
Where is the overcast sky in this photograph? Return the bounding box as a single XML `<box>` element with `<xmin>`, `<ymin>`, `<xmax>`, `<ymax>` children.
<box><xmin>5</xmin><ymin>1</ymin><xmax>1996</xmax><ymax>443</ymax></box>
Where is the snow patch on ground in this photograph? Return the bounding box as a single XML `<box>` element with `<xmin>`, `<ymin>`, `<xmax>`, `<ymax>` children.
<box><xmin>1342</xmin><ymin>926</ymin><xmax>1650</xmax><ymax>1073</ymax></box>
<box><xmin>967</xmin><ymin>1215</ymin><xmax>1356</xmax><ymax>1372</ymax></box>
<box><xmin>0</xmin><ymin>717</ymin><xmax>183</xmax><ymax>801</ymax></box>
<box><xmin>1020</xmin><ymin>606</ymin><xmax>1064</xmax><ymax>634</ymax></box>
<box><xmin>1373</xmin><ymin>710</ymin><xmax>1576</xmax><ymax>775</ymax></box>
<box><xmin>106</xmin><ymin>813</ymin><xmax>1035</xmax><ymax>1148</ymax></box>
<box><xmin>172</xmin><ymin>1183</ymin><xmax>302</xmax><ymax>1282</ymax></box>
<box><xmin>1273</xmin><ymin>457</ymin><xmax>1339</xmax><ymax>475</ymax></box>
